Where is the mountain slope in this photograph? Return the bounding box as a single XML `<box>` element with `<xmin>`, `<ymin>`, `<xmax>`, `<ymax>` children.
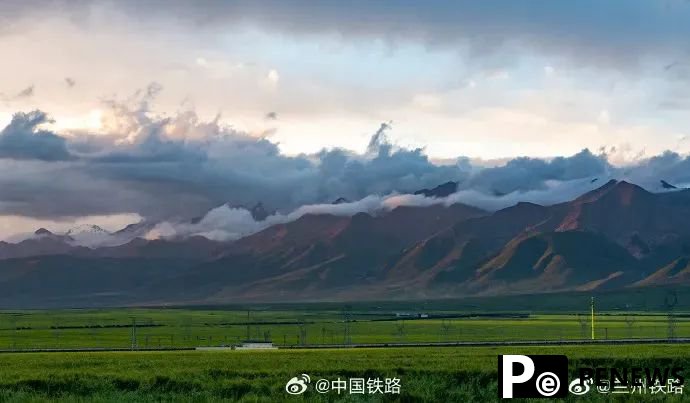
<box><xmin>635</xmin><ymin>257</ymin><xmax>690</xmax><ymax>287</ymax></box>
<box><xmin>168</xmin><ymin>203</ymin><xmax>487</xmax><ymax>301</ymax></box>
<box><xmin>471</xmin><ymin>231</ymin><xmax>642</xmax><ymax>294</ymax></box>
<box><xmin>0</xmin><ymin>229</ymin><xmax>84</xmax><ymax>260</ymax></box>
<box><xmin>384</xmin><ymin>201</ymin><xmax>552</xmax><ymax>282</ymax></box>
<box><xmin>0</xmin><ymin>255</ymin><xmax>200</xmax><ymax>307</ymax></box>
<box><xmin>3</xmin><ymin>181</ymin><xmax>690</xmax><ymax>307</ymax></box>
<box><xmin>413</xmin><ymin>181</ymin><xmax>458</xmax><ymax>198</ymax></box>
<box><xmin>543</xmin><ymin>180</ymin><xmax>690</xmax><ymax>254</ymax></box>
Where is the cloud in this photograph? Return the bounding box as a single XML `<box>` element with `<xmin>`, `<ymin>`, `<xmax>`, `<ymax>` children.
<box><xmin>1</xmin><ymin>83</ymin><xmax>690</xmax><ymax>235</ymax></box>
<box><xmin>15</xmin><ymin>85</ymin><xmax>34</xmax><ymax>98</ymax></box>
<box><xmin>149</xmin><ymin>176</ymin><xmax>608</xmax><ymax>242</ymax></box>
<box><xmin>461</xmin><ymin>149</ymin><xmax>611</xmax><ymax>195</ymax></box>
<box><xmin>4</xmin><ymin>1</ymin><xmax>689</xmax><ymax>71</ymax></box>
<box><xmin>0</xmin><ymin>110</ymin><xmax>73</xmax><ymax>161</ymax></box>
<box><xmin>621</xmin><ymin>151</ymin><xmax>690</xmax><ymax>189</ymax></box>
<box><xmin>0</xmin><ymin>89</ymin><xmax>465</xmax><ymax>219</ymax></box>
<box><xmin>148</xmin><ymin>149</ymin><xmax>690</xmax><ymax>243</ymax></box>
<box><xmin>149</xmin><ymin>195</ymin><xmax>383</xmax><ymax>241</ymax></box>
<box><xmin>366</xmin><ymin>121</ymin><xmax>392</xmax><ymax>154</ymax></box>
<box><xmin>266</xmin><ymin>69</ymin><xmax>279</xmax><ymax>84</ymax></box>
<box><xmin>146</xmin><ymin>193</ymin><xmax>432</xmax><ymax>242</ymax></box>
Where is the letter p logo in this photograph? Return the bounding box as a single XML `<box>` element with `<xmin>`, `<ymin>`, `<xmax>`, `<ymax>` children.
<box><xmin>498</xmin><ymin>354</ymin><xmax>568</xmax><ymax>399</ymax></box>
<box><xmin>500</xmin><ymin>355</ymin><xmax>535</xmax><ymax>398</ymax></box>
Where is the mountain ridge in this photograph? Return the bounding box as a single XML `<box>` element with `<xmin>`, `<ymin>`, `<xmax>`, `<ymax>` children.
<box><xmin>2</xmin><ymin>180</ymin><xmax>690</xmax><ymax>307</ymax></box>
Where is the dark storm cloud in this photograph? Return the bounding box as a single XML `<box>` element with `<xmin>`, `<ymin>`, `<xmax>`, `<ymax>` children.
<box><xmin>623</xmin><ymin>151</ymin><xmax>690</xmax><ymax>189</ymax></box>
<box><xmin>79</xmin><ymin>117</ymin><xmax>465</xmax><ymax>219</ymax></box>
<box><xmin>0</xmin><ymin>89</ymin><xmax>688</xmax><ymax>221</ymax></box>
<box><xmin>464</xmin><ymin>149</ymin><xmax>611</xmax><ymax>195</ymax></box>
<box><xmin>0</xmin><ymin>111</ymin><xmax>73</xmax><ymax>161</ymax></box>
<box><xmin>0</xmin><ymin>104</ymin><xmax>612</xmax><ymax>221</ymax></box>
<box><xmin>3</xmin><ymin>1</ymin><xmax>690</xmax><ymax>70</ymax></box>
<box><xmin>0</xmin><ymin>95</ymin><xmax>466</xmax><ymax>219</ymax></box>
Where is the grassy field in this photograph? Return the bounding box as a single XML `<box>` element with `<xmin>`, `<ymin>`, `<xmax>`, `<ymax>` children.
<box><xmin>1</xmin><ymin>308</ymin><xmax>688</xmax><ymax>350</ymax></box>
<box><xmin>0</xmin><ymin>345</ymin><xmax>687</xmax><ymax>401</ymax></box>
<box><xmin>1</xmin><ymin>292</ymin><xmax>689</xmax><ymax>401</ymax></box>
<box><xmin>2</xmin><ymin>287</ymin><xmax>688</xmax><ymax>349</ymax></box>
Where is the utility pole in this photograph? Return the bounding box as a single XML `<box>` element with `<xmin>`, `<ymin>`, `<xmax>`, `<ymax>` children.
<box><xmin>130</xmin><ymin>317</ymin><xmax>138</xmax><ymax>350</ymax></box>
<box><xmin>395</xmin><ymin>320</ymin><xmax>407</xmax><ymax>342</ymax></box>
<box><xmin>10</xmin><ymin>316</ymin><xmax>17</xmax><ymax>350</ymax></box>
<box><xmin>246</xmin><ymin>310</ymin><xmax>250</xmax><ymax>341</ymax></box>
<box><xmin>298</xmin><ymin>322</ymin><xmax>307</xmax><ymax>345</ymax></box>
<box><xmin>665</xmin><ymin>291</ymin><xmax>678</xmax><ymax>340</ymax></box>
<box><xmin>590</xmin><ymin>297</ymin><xmax>595</xmax><ymax>340</ymax></box>
<box><xmin>625</xmin><ymin>314</ymin><xmax>635</xmax><ymax>339</ymax></box>
<box><xmin>440</xmin><ymin>320</ymin><xmax>451</xmax><ymax>342</ymax></box>
<box><xmin>342</xmin><ymin>306</ymin><xmax>352</xmax><ymax>345</ymax></box>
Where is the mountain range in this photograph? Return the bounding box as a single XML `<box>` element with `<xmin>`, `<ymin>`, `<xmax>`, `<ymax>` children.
<box><xmin>1</xmin><ymin>179</ymin><xmax>690</xmax><ymax>308</ymax></box>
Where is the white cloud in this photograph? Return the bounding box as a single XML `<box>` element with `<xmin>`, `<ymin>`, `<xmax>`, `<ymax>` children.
<box><xmin>267</xmin><ymin>69</ymin><xmax>280</xmax><ymax>84</ymax></box>
<box><xmin>147</xmin><ymin>175</ymin><xmax>608</xmax><ymax>242</ymax></box>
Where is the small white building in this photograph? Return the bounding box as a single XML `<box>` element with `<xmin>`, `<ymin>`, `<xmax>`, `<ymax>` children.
<box><xmin>234</xmin><ymin>341</ymin><xmax>276</xmax><ymax>350</ymax></box>
<box><xmin>195</xmin><ymin>341</ymin><xmax>277</xmax><ymax>351</ymax></box>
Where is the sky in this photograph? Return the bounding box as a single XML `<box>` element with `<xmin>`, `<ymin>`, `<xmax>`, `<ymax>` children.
<box><xmin>2</xmin><ymin>0</ymin><xmax>690</xmax><ymax>242</ymax></box>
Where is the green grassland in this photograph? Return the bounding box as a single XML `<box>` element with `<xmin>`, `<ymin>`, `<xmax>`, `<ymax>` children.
<box><xmin>0</xmin><ymin>308</ymin><xmax>688</xmax><ymax>350</ymax></box>
<box><xmin>1</xmin><ymin>287</ymin><xmax>688</xmax><ymax>349</ymax></box>
<box><xmin>1</xmin><ymin>289</ymin><xmax>689</xmax><ymax>401</ymax></box>
<box><xmin>0</xmin><ymin>345</ymin><xmax>688</xmax><ymax>401</ymax></box>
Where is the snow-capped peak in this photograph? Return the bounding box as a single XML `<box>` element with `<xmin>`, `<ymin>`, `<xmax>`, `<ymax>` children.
<box><xmin>64</xmin><ymin>224</ymin><xmax>112</xmax><ymax>247</ymax></box>
<box><xmin>65</xmin><ymin>224</ymin><xmax>109</xmax><ymax>236</ymax></box>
